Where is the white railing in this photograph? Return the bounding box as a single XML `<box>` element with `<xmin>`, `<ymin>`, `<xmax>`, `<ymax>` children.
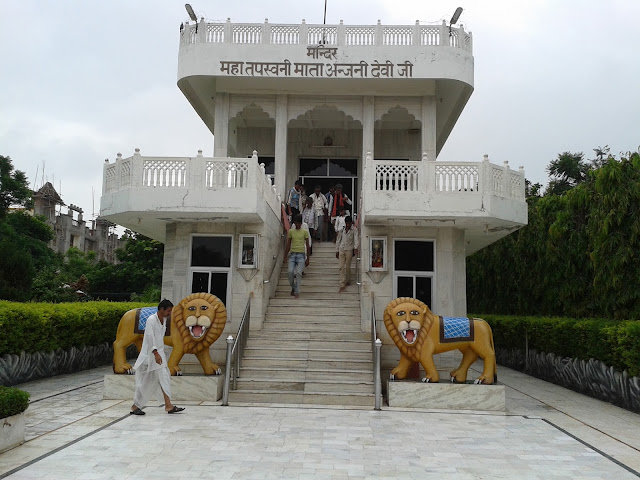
<box><xmin>375</xmin><ymin>161</ymin><xmax>420</xmax><ymax>192</ymax></box>
<box><xmin>143</xmin><ymin>159</ymin><xmax>187</xmax><ymax>187</ymax></box>
<box><xmin>102</xmin><ymin>150</ymin><xmax>281</xmax><ymax>217</ymax></box>
<box><xmin>181</xmin><ymin>19</ymin><xmax>472</xmax><ymax>52</ymax></box>
<box><xmin>365</xmin><ymin>153</ymin><xmax>525</xmax><ymax>200</ymax></box>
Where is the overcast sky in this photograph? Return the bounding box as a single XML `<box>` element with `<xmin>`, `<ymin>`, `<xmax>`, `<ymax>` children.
<box><xmin>1</xmin><ymin>0</ymin><xmax>639</xmax><ymax>221</ymax></box>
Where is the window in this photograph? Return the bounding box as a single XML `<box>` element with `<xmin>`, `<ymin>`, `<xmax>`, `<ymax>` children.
<box><xmin>189</xmin><ymin>235</ymin><xmax>232</xmax><ymax>307</ymax></box>
<box><xmin>393</xmin><ymin>239</ymin><xmax>435</xmax><ymax>308</ymax></box>
<box><xmin>239</xmin><ymin>234</ymin><xmax>258</xmax><ymax>269</ymax></box>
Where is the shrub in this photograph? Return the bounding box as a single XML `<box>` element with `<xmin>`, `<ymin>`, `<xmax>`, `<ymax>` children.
<box><xmin>479</xmin><ymin>314</ymin><xmax>640</xmax><ymax>377</ymax></box>
<box><xmin>0</xmin><ymin>386</ymin><xmax>30</xmax><ymax>418</ymax></box>
<box><xmin>0</xmin><ymin>301</ymin><xmax>149</xmax><ymax>356</ymax></box>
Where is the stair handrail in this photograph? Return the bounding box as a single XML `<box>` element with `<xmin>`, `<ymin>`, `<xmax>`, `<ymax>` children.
<box><xmin>370</xmin><ymin>291</ymin><xmax>382</xmax><ymax>410</ymax></box>
<box><xmin>222</xmin><ymin>293</ymin><xmax>252</xmax><ymax>405</ymax></box>
<box><xmin>264</xmin><ymin>203</ymin><xmax>290</xmax><ymax>284</ymax></box>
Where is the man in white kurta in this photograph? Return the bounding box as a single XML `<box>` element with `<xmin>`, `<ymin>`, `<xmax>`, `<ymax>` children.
<box><xmin>130</xmin><ymin>300</ymin><xmax>184</xmax><ymax>415</ymax></box>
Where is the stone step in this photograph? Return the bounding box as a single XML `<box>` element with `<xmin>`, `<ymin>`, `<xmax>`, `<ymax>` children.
<box><xmin>260</xmin><ymin>323</ymin><xmax>361</xmax><ymax>333</ymax></box>
<box><xmin>234</xmin><ymin>379</ymin><xmax>373</xmax><ymax>395</ymax></box>
<box><xmin>244</xmin><ymin>345</ymin><xmax>371</xmax><ymax>357</ymax></box>
<box><xmin>237</xmin><ymin>367</ymin><xmax>373</xmax><ymax>386</ymax></box>
<box><xmin>246</xmin><ymin>338</ymin><xmax>371</xmax><ymax>348</ymax></box>
<box><xmin>227</xmin><ymin>390</ymin><xmax>374</xmax><ymax>407</ymax></box>
<box><xmin>266</xmin><ymin>306</ymin><xmax>360</xmax><ymax>315</ymax></box>
<box><xmin>240</xmin><ymin>357</ymin><xmax>373</xmax><ymax>369</ymax></box>
<box><xmin>268</xmin><ymin>298</ymin><xmax>359</xmax><ymax>308</ymax></box>
<box><xmin>274</xmin><ymin>288</ymin><xmax>358</xmax><ymax>296</ymax></box>
<box><xmin>248</xmin><ymin>331</ymin><xmax>369</xmax><ymax>341</ymax></box>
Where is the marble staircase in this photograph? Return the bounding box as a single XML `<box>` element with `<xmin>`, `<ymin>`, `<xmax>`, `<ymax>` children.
<box><xmin>228</xmin><ymin>241</ymin><xmax>374</xmax><ymax>406</ymax></box>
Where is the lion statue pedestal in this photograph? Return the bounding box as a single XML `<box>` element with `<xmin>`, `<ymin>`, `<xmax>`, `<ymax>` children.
<box><xmin>384</xmin><ymin>298</ymin><xmax>505</xmax><ymax>411</ymax></box>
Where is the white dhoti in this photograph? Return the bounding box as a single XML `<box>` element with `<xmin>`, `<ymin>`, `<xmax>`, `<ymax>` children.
<box><xmin>133</xmin><ymin>365</ymin><xmax>171</xmax><ymax>408</ymax></box>
<box><xmin>132</xmin><ymin>312</ymin><xmax>172</xmax><ymax>408</ymax></box>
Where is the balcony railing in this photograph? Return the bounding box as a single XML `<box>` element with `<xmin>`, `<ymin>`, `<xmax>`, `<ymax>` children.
<box><xmin>181</xmin><ymin>19</ymin><xmax>472</xmax><ymax>53</ymax></box>
<box><xmin>365</xmin><ymin>154</ymin><xmax>525</xmax><ymax>201</ymax></box>
<box><xmin>102</xmin><ymin>149</ymin><xmax>281</xmax><ymax>219</ymax></box>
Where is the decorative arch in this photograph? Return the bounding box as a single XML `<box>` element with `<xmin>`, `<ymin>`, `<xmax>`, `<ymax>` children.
<box><xmin>229</xmin><ymin>103</ymin><xmax>276</xmax><ymax>129</ymax></box>
<box><xmin>375</xmin><ymin>106</ymin><xmax>421</xmax><ymax>131</ymax></box>
<box><xmin>287</xmin><ymin>105</ymin><xmax>362</xmax><ymax>130</ymax></box>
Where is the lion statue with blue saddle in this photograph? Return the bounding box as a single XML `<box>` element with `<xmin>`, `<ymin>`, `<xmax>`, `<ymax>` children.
<box><xmin>113</xmin><ymin>292</ymin><xmax>227</xmax><ymax>375</ymax></box>
<box><xmin>384</xmin><ymin>298</ymin><xmax>496</xmax><ymax>384</ymax></box>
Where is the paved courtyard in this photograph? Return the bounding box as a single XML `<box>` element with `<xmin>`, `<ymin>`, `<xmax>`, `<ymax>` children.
<box><xmin>1</xmin><ymin>364</ymin><xmax>639</xmax><ymax>479</ymax></box>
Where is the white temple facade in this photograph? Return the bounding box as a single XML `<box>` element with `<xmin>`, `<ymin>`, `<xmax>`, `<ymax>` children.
<box><xmin>100</xmin><ymin>18</ymin><xmax>527</xmax><ymax>332</ymax></box>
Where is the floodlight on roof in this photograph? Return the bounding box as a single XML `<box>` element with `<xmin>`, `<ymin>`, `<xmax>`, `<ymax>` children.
<box><xmin>185</xmin><ymin>4</ymin><xmax>197</xmax><ymax>22</ymax></box>
<box><xmin>450</xmin><ymin>7</ymin><xmax>463</xmax><ymax>26</ymax></box>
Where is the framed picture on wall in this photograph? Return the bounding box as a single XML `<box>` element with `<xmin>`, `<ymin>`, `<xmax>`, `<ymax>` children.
<box><xmin>239</xmin><ymin>234</ymin><xmax>258</xmax><ymax>269</ymax></box>
<box><xmin>369</xmin><ymin>237</ymin><xmax>387</xmax><ymax>271</ymax></box>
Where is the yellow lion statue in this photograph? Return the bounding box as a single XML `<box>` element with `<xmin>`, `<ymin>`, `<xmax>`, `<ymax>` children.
<box><xmin>384</xmin><ymin>298</ymin><xmax>496</xmax><ymax>384</ymax></box>
<box><xmin>113</xmin><ymin>292</ymin><xmax>227</xmax><ymax>376</ymax></box>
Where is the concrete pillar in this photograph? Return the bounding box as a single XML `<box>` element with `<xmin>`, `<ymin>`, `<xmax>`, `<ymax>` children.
<box><xmin>436</xmin><ymin>227</ymin><xmax>467</xmax><ymax>316</ymax></box>
<box><xmin>214</xmin><ymin>93</ymin><xmax>230</xmax><ymax>157</ymax></box>
<box><xmin>362</xmin><ymin>96</ymin><xmax>375</xmax><ymax>163</ymax></box>
<box><xmin>274</xmin><ymin>94</ymin><xmax>288</xmax><ymax>199</ymax></box>
<box><xmin>421</xmin><ymin>95</ymin><xmax>436</xmax><ymax>161</ymax></box>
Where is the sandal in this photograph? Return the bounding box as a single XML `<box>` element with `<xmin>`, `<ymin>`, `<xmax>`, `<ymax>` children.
<box><xmin>167</xmin><ymin>406</ymin><xmax>185</xmax><ymax>414</ymax></box>
<box><xmin>129</xmin><ymin>408</ymin><xmax>145</xmax><ymax>415</ymax></box>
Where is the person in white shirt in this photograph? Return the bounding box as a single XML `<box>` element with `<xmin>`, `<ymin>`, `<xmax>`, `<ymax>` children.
<box><xmin>308</xmin><ymin>185</ymin><xmax>328</xmax><ymax>241</ymax></box>
<box><xmin>130</xmin><ymin>300</ymin><xmax>185</xmax><ymax>415</ymax></box>
<box><xmin>335</xmin><ymin>216</ymin><xmax>359</xmax><ymax>293</ymax></box>
<box><xmin>334</xmin><ymin>208</ymin><xmax>346</xmax><ymax>236</ymax></box>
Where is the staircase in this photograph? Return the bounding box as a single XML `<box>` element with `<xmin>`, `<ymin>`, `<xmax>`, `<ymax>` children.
<box><xmin>228</xmin><ymin>241</ymin><xmax>374</xmax><ymax>406</ymax></box>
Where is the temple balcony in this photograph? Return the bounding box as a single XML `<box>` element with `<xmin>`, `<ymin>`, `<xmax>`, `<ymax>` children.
<box><xmin>361</xmin><ymin>155</ymin><xmax>528</xmax><ymax>254</ymax></box>
<box><xmin>99</xmin><ymin>149</ymin><xmax>280</xmax><ymax>242</ymax></box>
<box><xmin>177</xmin><ymin>19</ymin><xmax>474</xmax><ymax>155</ymax></box>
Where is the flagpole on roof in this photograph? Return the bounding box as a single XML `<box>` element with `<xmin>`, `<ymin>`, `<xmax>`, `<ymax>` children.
<box><xmin>323</xmin><ymin>0</ymin><xmax>327</xmax><ymax>24</ymax></box>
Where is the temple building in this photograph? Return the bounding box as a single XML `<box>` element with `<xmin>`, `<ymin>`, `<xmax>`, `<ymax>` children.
<box><xmin>100</xmin><ymin>16</ymin><xmax>527</xmax><ymax>386</ymax></box>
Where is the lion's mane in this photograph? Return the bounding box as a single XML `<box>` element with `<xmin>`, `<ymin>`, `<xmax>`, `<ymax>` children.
<box><xmin>383</xmin><ymin>297</ymin><xmax>434</xmax><ymax>363</ymax></box>
<box><xmin>172</xmin><ymin>292</ymin><xmax>227</xmax><ymax>354</ymax></box>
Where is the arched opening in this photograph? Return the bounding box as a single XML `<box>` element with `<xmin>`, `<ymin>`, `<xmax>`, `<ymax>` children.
<box><xmin>374</xmin><ymin>106</ymin><xmax>422</xmax><ymax>161</ymax></box>
<box><xmin>287</xmin><ymin>106</ymin><xmax>363</xmax><ymax>216</ymax></box>
<box><xmin>229</xmin><ymin>104</ymin><xmax>276</xmax><ymax>175</ymax></box>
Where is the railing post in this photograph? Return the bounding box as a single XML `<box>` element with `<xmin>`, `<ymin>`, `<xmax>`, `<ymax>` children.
<box><xmin>374</xmin><ymin>338</ymin><xmax>382</xmax><ymax>410</ymax></box>
<box><xmin>502</xmin><ymin>160</ymin><xmax>511</xmax><ymax>199</ymax></box>
<box><xmin>413</xmin><ymin>20</ymin><xmax>420</xmax><ymax>46</ymax></box>
<box><xmin>197</xmin><ymin>17</ymin><xmax>206</xmax><ymax>43</ymax></box>
<box><xmin>440</xmin><ymin>20</ymin><xmax>448</xmax><ymax>47</ymax></box>
<box><xmin>421</xmin><ymin>153</ymin><xmax>430</xmax><ymax>194</ymax></box>
<box><xmin>222</xmin><ymin>335</ymin><xmax>234</xmax><ymax>406</ymax></box>
<box><xmin>337</xmin><ymin>20</ymin><xmax>345</xmax><ymax>46</ymax></box>
<box><xmin>375</xmin><ymin>20</ymin><xmax>383</xmax><ymax>46</ymax></box>
<box><xmin>519</xmin><ymin>166</ymin><xmax>526</xmax><ymax>200</ymax></box>
<box><xmin>263</xmin><ymin>18</ymin><xmax>270</xmax><ymax>44</ymax></box>
<box><xmin>115</xmin><ymin>153</ymin><xmax>123</xmax><ymax>191</ymax></box>
<box><xmin>482</xmin><ymin>154</ymin><xmax>491</xmax><ymax>195</ymax></box>
<box><xmin>225</xmin><ymin>18</ymin><xmax>232</xmax><ymax>43</ymax></box>
<box><xmin>300</xmin><ymin>19</ymin><xmax>308</xmax><ymax>45</ymax></box>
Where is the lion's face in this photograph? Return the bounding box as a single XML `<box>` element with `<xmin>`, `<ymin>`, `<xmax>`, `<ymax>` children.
<box><xmin>383</xmin><ymin>297</ymin><xmax>434</xmax><ymax>360</ymax></box>
<box><xmin>390</xmin><ymin>302</ymin><xmax>427</xmax><ymax>345</ymax></box>
<box><xmin>183</xmin><ymin>298</ymin><xmax>218</xmax><ymax>341</ymax></box>
<box><xmin>173</xmin><ymin>292</ymin><xmax>227</xmax><ymax>355</ymax></box>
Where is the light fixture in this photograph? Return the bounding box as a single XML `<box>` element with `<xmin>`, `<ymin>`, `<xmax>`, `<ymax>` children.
<box><xmin>449</xmin><ymin>7</ymin><xmax>463</xmax><ymax>37</ymax></box>
<box><xmin>185</xmin><ymin>4</ymin><xmax>197</xmax><ymax>22</ymax></box>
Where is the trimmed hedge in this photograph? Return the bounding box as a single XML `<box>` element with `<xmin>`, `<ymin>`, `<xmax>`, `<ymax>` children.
<box><xmin>0</xmin><ymin>386</ymin><xmax>30</xmax><ymax>418</ymax></box>
<box><xmin>0</xmin><ymin>301</ymin><xmax>148</xmax><ymax>356</ymax></box>
<box><xmin>479</xmin><ymin>314</ymin><xmax>640</xmax><ymax>377</ymax></box>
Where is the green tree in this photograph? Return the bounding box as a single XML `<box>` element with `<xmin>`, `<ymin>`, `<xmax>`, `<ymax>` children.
<box><xmin>546</xmin><ymin>152</ymin><xmax>591</xmax><ymax>195</ymax></box>
<box><xmin>0</xmin><ymin>155</ymin><xmax>31</xmax><ymax>218</ymax></box>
